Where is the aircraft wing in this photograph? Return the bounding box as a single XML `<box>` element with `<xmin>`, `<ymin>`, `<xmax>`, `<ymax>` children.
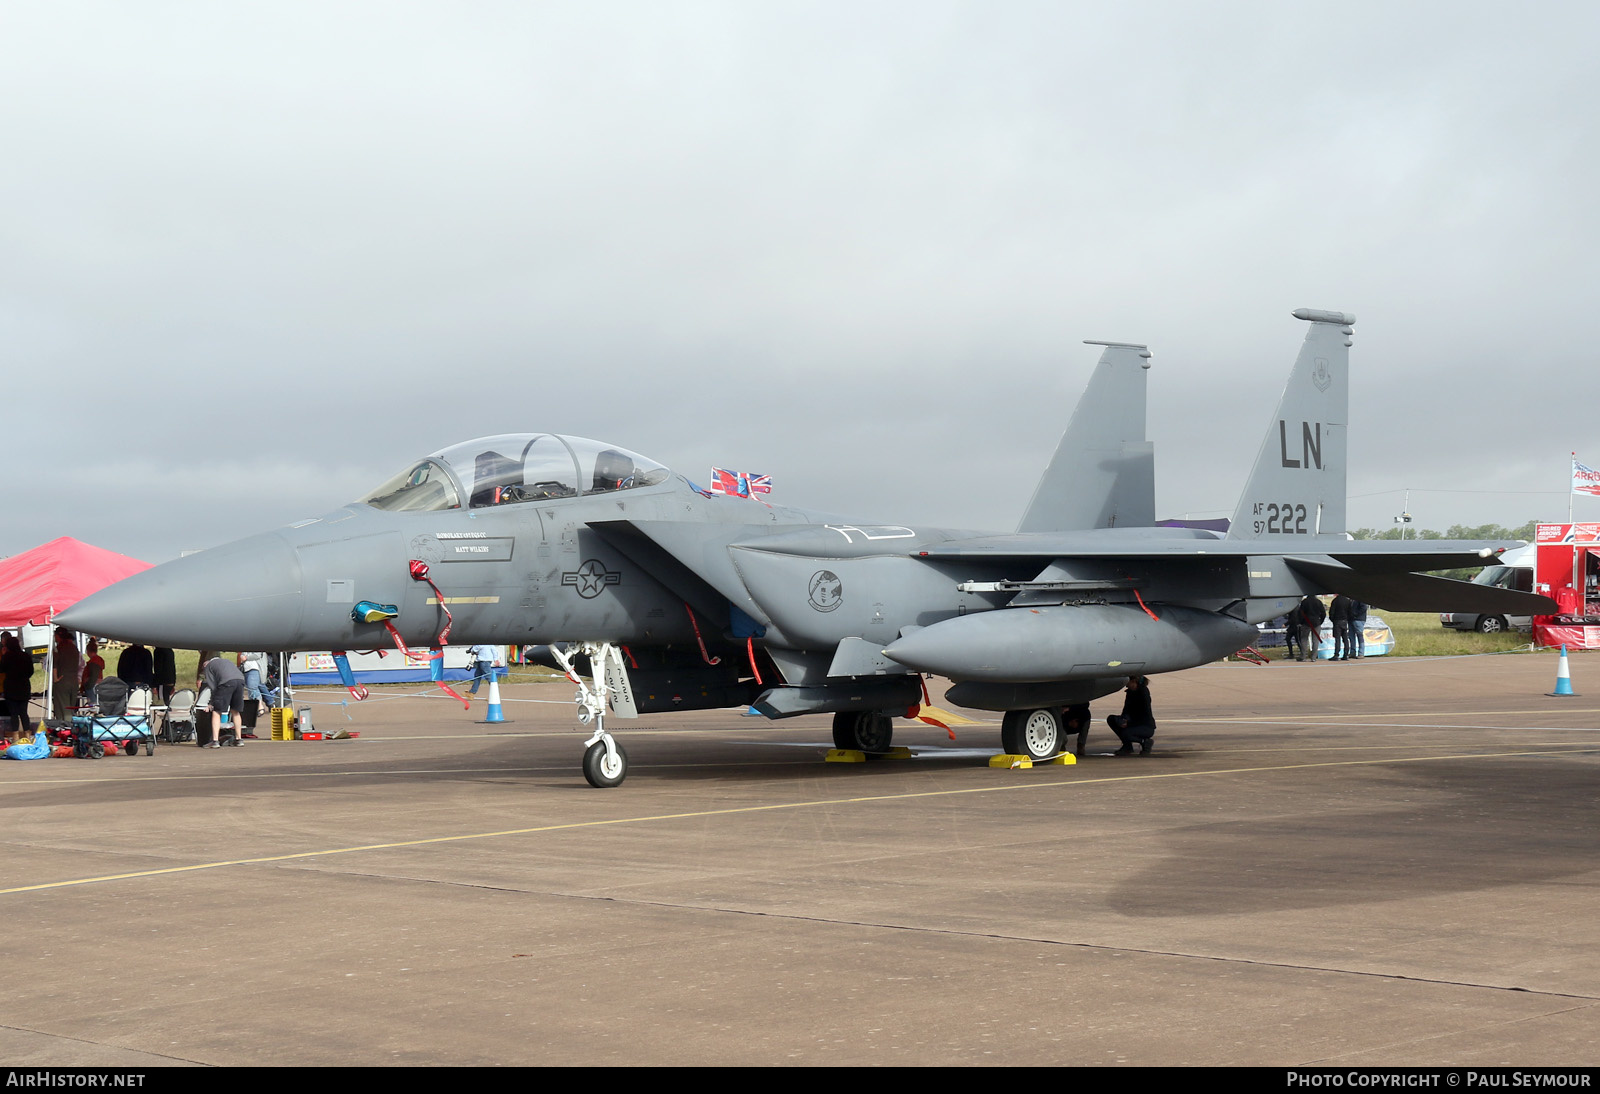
<box><xmin>922</xmin><ymin>536</ymin><xmax>1559</xmax><ymax>615</ymax></box>
<box><xmin>921</xmin><ymin>534</ymin><xmax>1521</xmax><ymax>570</ymax></box>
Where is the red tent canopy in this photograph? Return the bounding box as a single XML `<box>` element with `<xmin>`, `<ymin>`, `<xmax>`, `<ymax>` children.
<box><xmin>0</xmin><ymin>537</ymin><xmax>152</xmax><ymax>629</ymax></box>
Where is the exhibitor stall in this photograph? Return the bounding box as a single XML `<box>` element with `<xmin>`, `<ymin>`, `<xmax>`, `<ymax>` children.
<box><xmin>1533</xmin><ymin>523</ymin><xmax>1600</xmax><ymax>649</ymax></box>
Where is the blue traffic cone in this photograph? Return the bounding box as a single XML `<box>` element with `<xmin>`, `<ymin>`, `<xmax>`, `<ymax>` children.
<box><xmin>1549</xmin><ymin>644</ymin><xmax>1577</xmax><ymax>697</ymax></box>
<box><xmin>484</xmin><ymin>671</ymin><xmax>506</xmax><ymax>722</ymax></box>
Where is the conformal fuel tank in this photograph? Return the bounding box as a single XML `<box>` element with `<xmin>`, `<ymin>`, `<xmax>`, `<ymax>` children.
<box><xmin>881</xmin><ymin>603</ymin><xmax>1258</xmax><ymax>682</ymax></box>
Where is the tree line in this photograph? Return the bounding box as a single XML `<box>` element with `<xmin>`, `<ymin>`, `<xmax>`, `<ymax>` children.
<box><xmin>1347</xmin><ymin>521</ymin><xmax>1537</xmax><ymax>580</ymax></box>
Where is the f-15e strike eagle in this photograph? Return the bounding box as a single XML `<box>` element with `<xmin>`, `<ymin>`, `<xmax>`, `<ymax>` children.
<box><xmin>61</xmin><ymin>309</ymin><xmax>1555</xmax><ymax>785</ymax></box>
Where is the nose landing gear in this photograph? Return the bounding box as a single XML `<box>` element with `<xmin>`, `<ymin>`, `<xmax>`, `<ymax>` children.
<box><xmin>551</xmin><ymin>641</ymin><xmax>631</xmax><ymax>787</ymax></box>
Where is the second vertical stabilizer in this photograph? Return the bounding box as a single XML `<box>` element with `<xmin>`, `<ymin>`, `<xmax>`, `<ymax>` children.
<box><xmin>1017</xmin><ymin>341</ymin><xmax>1155</xmax><ymax>532</ymax></box>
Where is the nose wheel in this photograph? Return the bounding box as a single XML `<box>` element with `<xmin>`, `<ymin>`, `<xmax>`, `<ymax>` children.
<box><xmin>582</xmin><ymin>736</ymin><xmax>628</xmax><ymax>788</ymax></box>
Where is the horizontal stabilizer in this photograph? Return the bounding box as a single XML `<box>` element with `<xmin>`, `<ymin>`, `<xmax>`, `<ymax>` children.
<box><xmin>1285</xmin><ymin>559</ymin><xmax>1559</xmax><ymax>614</ymax></box>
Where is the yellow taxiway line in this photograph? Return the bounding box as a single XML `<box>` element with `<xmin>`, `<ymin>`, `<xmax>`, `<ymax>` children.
<box><xmin>4</xmin><ymin>744</ymin><xmax>1594</xmax><ymax>896</ymax></box>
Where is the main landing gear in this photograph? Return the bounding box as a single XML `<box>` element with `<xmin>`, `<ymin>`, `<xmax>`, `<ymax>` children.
<box><xmin>550</xmin><ymin>641</ymin><xmax>630</xmax><ymax>788</ymax></box>
<box><xmin>832</xmin><ymin>710</ymin><xmax>894</xmax><ymax>754</ymax></box>
<box><xmin>1000</xmin><ymin>707</ymin><xmax>1063</xmax><ymax>762</ymax></box>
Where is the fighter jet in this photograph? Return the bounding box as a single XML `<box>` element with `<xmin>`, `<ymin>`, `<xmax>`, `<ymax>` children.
<box><xmin>61</xmin><ymin>309</ymin><xmax>1555</xmax><ymax>786</ymax></box>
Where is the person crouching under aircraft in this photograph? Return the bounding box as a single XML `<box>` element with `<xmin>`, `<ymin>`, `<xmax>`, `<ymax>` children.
<box><xmin>1106</xmin><ymin>676</ymin><xmax>1156</xmax><ymax>756</ymax></box>
<box><xmin>1065</xmin><ymin>703</ymin><xmax>1093</xmax><ymax>758</ymax></box>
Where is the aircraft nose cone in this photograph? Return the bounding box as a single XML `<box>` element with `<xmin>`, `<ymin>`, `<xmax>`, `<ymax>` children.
<box><xmin>58</xmin><ymin>531</ymin><xmax>304</xmax><ymax>649</ymax></box>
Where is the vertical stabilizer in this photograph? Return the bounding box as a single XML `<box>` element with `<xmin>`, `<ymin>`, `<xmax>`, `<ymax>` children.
<box><xmin>1227</xmin><ymin>309</ymin><xmax>1354</xmax><ymax>539</ymax></box>
<box><xmin>1017</xmin><ymin>341</ymin><xmax>1154</xmax><ymax>532</ymax></box>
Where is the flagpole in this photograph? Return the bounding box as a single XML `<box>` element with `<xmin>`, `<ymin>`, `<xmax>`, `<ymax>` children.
<box><xmin>1571</xmin><ymin>452</ymin><xmax>1576</xmax><ymax>525</ymax></box>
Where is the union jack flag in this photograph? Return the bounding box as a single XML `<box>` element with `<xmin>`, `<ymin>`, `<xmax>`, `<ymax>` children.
<box><xmin>709</xmin><ymin>467</ymin><xmax>772</xmax><ymax>498</ymax></box>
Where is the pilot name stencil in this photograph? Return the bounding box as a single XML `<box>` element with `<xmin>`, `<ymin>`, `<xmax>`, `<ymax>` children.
<box><xmin>438</xmin><ymin>536</ymin><xmax>514</xmax><ymax>562</ymax></box>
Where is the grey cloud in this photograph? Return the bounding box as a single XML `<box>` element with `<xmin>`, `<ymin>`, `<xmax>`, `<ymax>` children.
<box><xmin>2</xmin><ymin>2</ymin><xmax>1596</xmax><ymax>560</ymax></box>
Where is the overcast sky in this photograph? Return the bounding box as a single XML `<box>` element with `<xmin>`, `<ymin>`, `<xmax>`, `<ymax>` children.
<box><xmin>3</xmin><ymin>1</ymin><xmax>1596</xmax><ymax>563</ymax></box>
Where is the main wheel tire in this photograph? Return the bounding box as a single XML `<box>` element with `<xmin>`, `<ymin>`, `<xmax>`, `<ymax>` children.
<box><xmin>1001</xmin><ymin>708</ymin><xmax>1062</xmax><ymax>760</ymax></box>
<box><xmin>831</xmin><ymin>711</ymin><xmax>893</xmax><ymax>753</ymax></box>
<box><xmin>1476</xmin><ymin>615</ymin><xmax>1507</xmax><ymax>634</ymax></box>
<box><xmin>830</xmin><ymin>711</ymin><xmax>853</xmax><ymax>751</ymax></box>
<box><xmin>582</xmin><ymin>740</ymin><xmax>628</xmax><ymax>788</ymax></box>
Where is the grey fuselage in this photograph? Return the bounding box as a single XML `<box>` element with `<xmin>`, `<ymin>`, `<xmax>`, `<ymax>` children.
<box><xmin>60</xmin><ymin>470</ymin><xmax>1264</xmax><ymax>713</ymax></box>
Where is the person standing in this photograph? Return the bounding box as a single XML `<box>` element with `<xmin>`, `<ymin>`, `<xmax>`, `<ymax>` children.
<box><xmin>52</xmin><ymin>628</ymin><xmax>81</xmax><ymax>720</ymax></box>
<box><xmin>1105</xmin><ymin>676</ymin><xmax>1156</xmax><ymax>755</ymax></box>
<box><xmin>81</xmin><ymin>638</ymin><xmax>105</xmax><ymax>706</ymax></box>
<box><xmin>1329</xmin><ymin>595</ymin><xmax>1353</xmax><ymax>661</ymax></box>
<box><xmin>1296</xmin><ymin>595</ymin><xmax>1326</xmax><ymax>662</ymax></box>
<box><xmin>466</xmin><ymin>643</ymin><xmax>499</xmax><ymax>696</ymax></box>
<box><xmin>238</xmin><ymin>652</ymin><xmax>267</xmax><ymax>738</ymax></box>
<box><xmin>1</xmin><ymin>633</ymin><xmax>35</xmax><ymax>742</ymax></box>
<box><xmin>153</xmin><ymin>647</ymin><xmax>177</xmax><ymax>705</ymax></box>
<box><xmin>116</xmin><ymin>642</ymin><xmax>155</xmax><ymax>690</ymax></box>
<box><xmin>1279</xmin><ymin>612</ymin><xmax>1300</xmax><ymax>662</ymax></box>
<box><xmin>1349</xmin><ymin>599</ymin><xmax>1368</xmax><ymax>659</ymax></box>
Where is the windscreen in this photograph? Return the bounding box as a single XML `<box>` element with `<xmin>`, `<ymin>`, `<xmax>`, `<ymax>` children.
<box><xmin>364</xmin><ymin>434</ymin><xmax>672</xmax><ymax>512</ymax></box>
<box><xmin>360</xmin><ymin>460</ymin><xmax>461</xmax><ymax>512</ymax></box>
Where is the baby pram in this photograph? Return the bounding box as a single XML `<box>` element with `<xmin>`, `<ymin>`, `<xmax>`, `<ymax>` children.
<box><xmin>72</xmin><ymin>676</ymin><xmax>155</xmax><ymax>758</ymax></box>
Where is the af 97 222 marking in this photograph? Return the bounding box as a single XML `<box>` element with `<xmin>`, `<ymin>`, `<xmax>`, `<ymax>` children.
<box><xmin>1252</xmin><ymin>500</ymin><xmax>1309</xmax><ymax>535</ymax></box>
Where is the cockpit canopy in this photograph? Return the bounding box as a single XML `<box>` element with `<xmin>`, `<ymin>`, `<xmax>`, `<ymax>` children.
<box><xmin>359</xmin><ymin>434</ymin><xmax>671</xmax><ymax>512</ymax></box>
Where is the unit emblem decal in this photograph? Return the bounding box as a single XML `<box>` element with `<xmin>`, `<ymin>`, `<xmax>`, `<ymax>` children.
<box><xmin>808</xmin><ymin>569</ymin><xmax>843</xmax><ymax>612</ymax></box>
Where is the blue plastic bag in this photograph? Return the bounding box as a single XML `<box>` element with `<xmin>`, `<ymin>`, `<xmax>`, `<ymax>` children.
<box><xmin>5</xmin><ymin>730</ymin><xmax>50</xmax><ymax>761</ymax></box>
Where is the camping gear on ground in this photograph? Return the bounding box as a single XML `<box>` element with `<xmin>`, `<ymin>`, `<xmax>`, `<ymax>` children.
<box><xmin>157</xmin><ymin>688</ymin><xmax>199</xmax><ymax>744</ymax></box>
<box><xmin>72</xmin><ymin>675</ymin><xmax>154</xmax><ymax>758</ymax></box>
<box><xmin>4</xmin><ymin>729</ymin><xmax>50</xmax><ymax>760</ymax></box>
